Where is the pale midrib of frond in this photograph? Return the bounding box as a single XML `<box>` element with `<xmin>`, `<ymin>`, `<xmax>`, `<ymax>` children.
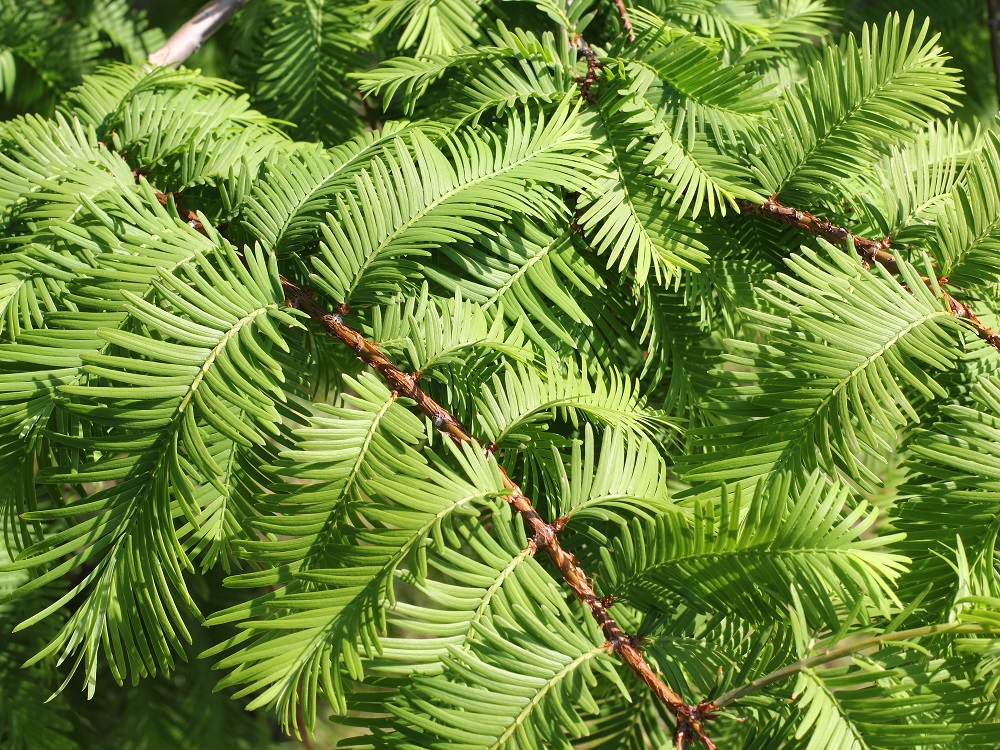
<box><xmin>649</xmin><ymin>126</ymin><xmax>746</xmax><ymax>218</ymax></box>
<box><xmin>356</xmin><ymin>46</ymin><xmax>514</xmax><ymax>106</ymax></box>
<box><xmin>797</xmin><ymin>307</ymin><xmax>952</xmax><ymax>426</ymax></box>
<box><xmin>75</xmin><ymin>294</ymin><xmax>279</xmax><ymax>455</ymax></box>
<box><xmin>219</xmin><ymin>486</ymin><xmax>498</xmax><ymax>715</ymax></box>
<box><xmin>0</xmin><ymin>148</ymin><xmax>127</xmax><ymax>225</ymax></box>
<box><xmin>459</xmin><ymin>548</ymin><xmax>532</xmax><ymax>651</ymax></box>
<box><xmin>58</xmin><ymin>176</ymin><xmax>133</xmax><ymax>227</ymax></box>
<box><xmin>177</xmin><ymin>306</ymin><xmax>274</xmax><ymax>413</ymax></box>
<box><xmin>892</xmin><ymin>192</ymin><xmax>953</xmax><ymax>236</ymax></box>
<box><xmin>780</xmin><ymin>98</ymin><xmax>871</xmax><ymax>193</ymax></box>
<box><xmin>300</xmin><ymin>393</ymin><xmax>397</xmax><ymax>571</ymax></box>
<box><xmin>486</xmin><ymin>644</ymin><xmax>607</xmax><ymax>750</ymax></box>
<box><xmin>564</xmin><ymin>492</ymin><xmax>661</xmax><ymax>522</ymax></box>
<box><xmin>492</xmin><ymin>396</ymin><xmax>604</xmax><ymax>445</ymax></box>
<box><xmin>943</xmin><ymin>212</ymin><xmax>1000</xmax><ymax>284</ymax></box>
<box><xmin>417</xmin><ymin>338</ymin><xmax>501</xmax><ymax>373</ymax></box>
<box><xmin>267</xmin><ymin>150</ymin><xmax>380</xmax><ymax>252</ymax></box>
<box><xmin>631</xmin><ymin>58</ymin><xmax>764</xmax><ymax>123</ymax></box>
<box><xmin>797</xmin><ymin>669</ymin><xmax>869</xmax><ymax>750</ymax></box>
<box><xmin>205</xmin><ymin>429</ymin><xmax>246</xmax><ymax>547</ymax></box>
<box><xmin>599</xmin><ymin>115</ymin><xmax>661</xmax><ymax>268</ymax></box>
<box><xmin>717</xmin><ymin>305</ymin><xmax>954</xmax><ymax>490</ymax></box>
<box><xmin>481</xmin><ymin>233</ymin><xmax>559</xmax><ymax>310</ymax></box>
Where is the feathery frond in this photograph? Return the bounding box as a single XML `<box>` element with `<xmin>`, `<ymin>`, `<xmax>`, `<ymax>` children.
<box><xmin>682</xmin><ymin>242</ymin><xmax>964</xmax><ymax>497</ymax></box>
<box><xmin>749</xmin><ymin>13</ymin><xmax>962</xmax><ymax>204</ymax></box>
<box><xmin>310</xmin><ymin>105</ymin><xmax>597</xmax><ymax>304</ymax></box>
<box><xmin>249</xmin><ymin>0</ymin><xmax>367</xmax><ymax>143</ymax></box>
<box><xmin>604</xmin><ymin>472</ymin><xmax>906</xmax><ymax>630</ymax></box>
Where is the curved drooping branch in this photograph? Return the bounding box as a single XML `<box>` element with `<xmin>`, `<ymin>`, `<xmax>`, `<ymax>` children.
<box><xmin>737</xmin><ymin>197</ymin><xmax>1000</xmax><ymax>354</ymax></box>
<box><xmin>146</xmin><ymin>0</ymin><xmax>250</xmax><ymax>68</ymax></box>
<box><xmin>711</xmin><ymin>622</ymin><xmax>992</xmax><ymax>710</ymax></box>
<box><xmin>280</xmin><ymin>279</ymin><xmax>720</xmax><ymax>750</ymax></box>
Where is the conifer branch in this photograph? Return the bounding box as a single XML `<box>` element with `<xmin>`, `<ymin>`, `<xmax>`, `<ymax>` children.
<box><xmin>737</xmin><ymin>197</ymin><xmax>1000</xmax><ymax>354</ymax></box>
<box><xmin>152</xmin><ymin>190</ymin><xmax>720</xmax><ymax>743</ymax></box>
<box><xmin>146</xmin><ymin>0</ymin><xmax>250</xmax><ymax>68</ymax></box>
<box><xmin>280</xmin><ymin>278</ymin><xmax>719</xmax><ymax>750</ymax></box>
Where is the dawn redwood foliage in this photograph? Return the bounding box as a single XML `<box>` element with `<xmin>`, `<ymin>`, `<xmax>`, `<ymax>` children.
<box><xmin>4</xmin><ymin>0</ymin><xmax>1000</xmax><ymax>747</ymax></box>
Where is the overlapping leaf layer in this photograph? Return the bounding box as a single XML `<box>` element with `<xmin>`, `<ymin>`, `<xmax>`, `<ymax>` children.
<box><xmin>3</xmin><ymin>1</ymin><xmax>1000</xmax><ymax>749</ymax></box>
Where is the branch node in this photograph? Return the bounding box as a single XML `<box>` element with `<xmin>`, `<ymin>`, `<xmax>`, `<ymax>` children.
<box><xmin>550</xmin><ymin>514</ymin><xmax>570</xmax><ymax>533</ymax></box>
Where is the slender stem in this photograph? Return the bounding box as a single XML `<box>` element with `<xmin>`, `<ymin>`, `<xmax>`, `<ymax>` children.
<box><xmin>146</xmin><ymin>0</ymin><xmax>251</xmax><ymax>68</ymax></box>
<box><xmin>576</xmin><ymin>38</ymin><xmax>601</xmax><ymax>103</ymax></box>
<box><xmin>296</xmin><ymin>689</ymin><xmax>314</xmax><ymax>748</ymax></box>
<box><xmin>612</xmin><ymin>0</ymin><xmax>635</xmax><ymax>42</ymax></box>
<box><xmin>712</xmin><ymin>622</ymin><xmax>992</xmax><ymax>709</ymax></box>
<box><xmin>738</xmin><ymin>197</ymin><xmax>1000</xmax><ymax>354</ymax></box>
<box><xmin>280</xmin><ymin>278</ymin><xmax>718</xmax><ymax>750</ymax></box>
<box><xmin>988</xmin><ymin>0</ymin><xmax>1000</xmax><ymax>110</ymax></box>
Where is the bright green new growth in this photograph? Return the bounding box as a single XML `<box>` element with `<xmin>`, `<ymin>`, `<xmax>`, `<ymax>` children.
<box><xmin>3</xmin><ymin>0</ymin><xmax>1000</xmax><ymax>748</ymax></box>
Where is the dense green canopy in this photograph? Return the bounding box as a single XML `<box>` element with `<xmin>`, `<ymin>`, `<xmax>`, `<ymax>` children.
<box><xmin>3</xmin><ymin>1</ymin><xmax>1000</xmax><ymax>748</ymax></box>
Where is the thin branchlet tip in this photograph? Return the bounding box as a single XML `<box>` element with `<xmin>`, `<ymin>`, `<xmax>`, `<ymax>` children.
<box><xmin>744</xmin><ymin>197</ymin><xmax>1000</xmax><ymax>356</ymax></box>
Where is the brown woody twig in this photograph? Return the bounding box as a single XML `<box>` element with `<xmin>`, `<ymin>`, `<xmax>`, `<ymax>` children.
<box><xmin>145</xmin><ymin>0</ymin><xmax>706</xmax><ymax>737</ymax></box>
<box><xmin>156</xmin><ymin>181</ymin><xmax>721</xmax><ymax>745</ymax></box>
<box><xmin>613</xmin><ymin>0</ymin><xmax>636</xmax><ymax>42</ymax></box>
<box><xmin>280</xmin><ymin>278</ymin><xmax>719</xmax><ymax>750</ymax></box>
<box><xmin>737</xmin><ymin>196</ymin><xmax>1000</xmax><ymax>354</ymax></box>
<box><xmin>576</xmin><ymin>39</ymin><xmax>602</xmax><ymax>104</ymax></box>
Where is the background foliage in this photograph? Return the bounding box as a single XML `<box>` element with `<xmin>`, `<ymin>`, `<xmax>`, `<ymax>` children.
<box><xmin>4</xmin><ymin>0</ymin><xmax>1000</xmax><ymax>748</ymax></box>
